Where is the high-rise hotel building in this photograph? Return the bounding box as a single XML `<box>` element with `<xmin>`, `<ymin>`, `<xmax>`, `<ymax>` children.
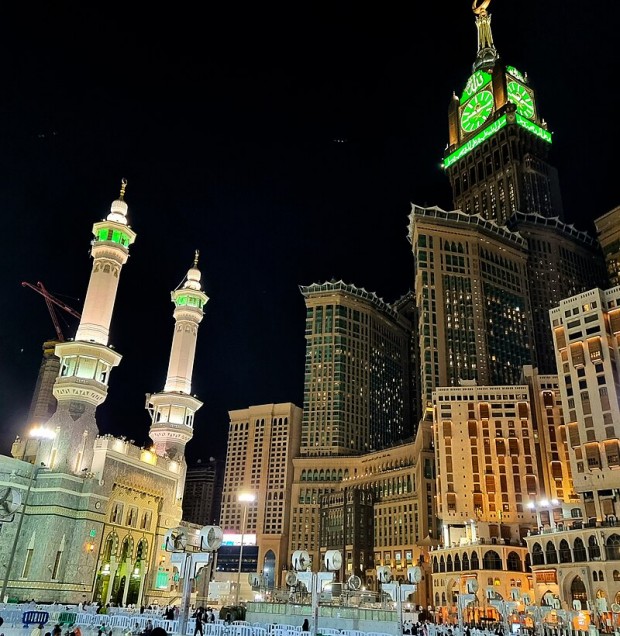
<box><xmin>431</xmin><ymin>383</ymin><xmax>539</xmax><ymax>611</ymax></box>
<box><xmin>299</xmin><ymin>280</ymin><xmax>414</xmax><ymax>455</ymax></box>
<box><xmin>218</xmin><ymin>402</ymin><xmax>302</xmax><ymax>592</ymax></box>
<box><xmin>409</xmin><ymin>206</ymin><xmax>533</xmax><ymax>416</ymax></box>
<box><xmin>521</xmin><ymin>286</ymin><xmax>620</xmax><ymax>611</ymax></box>
<box><xmin>287</xmin><ymin>280</ymin><xmax>417</xmax><ymax>579</ymax></box>
<box><xmin>550</xmin><ymin>287</ymin><xmax>620</xmax><ymax>517</ymax></box>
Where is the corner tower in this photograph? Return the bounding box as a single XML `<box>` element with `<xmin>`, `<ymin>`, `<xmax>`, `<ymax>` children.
<box><xmin>40</xmin><ymin>180</ymin><xmax>136</xmax><ymax>473</ymax></box>
<box><xmin>147</xmin><ymin>252</ymin><xmax>208</xmax><ymax>463</ymax></box>
<box><xmin>444</xmin><ymin>0</ymin><xmax>562</xmax><ymax>224</ymax></box>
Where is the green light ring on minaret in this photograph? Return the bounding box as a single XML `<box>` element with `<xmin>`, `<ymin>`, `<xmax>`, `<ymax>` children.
<box><xmin>173</xmin><ymin>293</ymin><xmax>207</xmax><ymax>309</ymax></box>
<box><xmin>92</xmin><ymin>220</ymin><xmax>137</xmax><ymax>249</ymax></box>
<box><xmin>96</xmin><ymin>227</ymin><xmax>133</xmax><ymax>247</ymax></box>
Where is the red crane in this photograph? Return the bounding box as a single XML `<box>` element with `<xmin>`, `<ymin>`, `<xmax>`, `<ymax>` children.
<box><xmin>22</xmin><ymin>281</ymin><xmax>81</xmax><ymax>342</ymax></box>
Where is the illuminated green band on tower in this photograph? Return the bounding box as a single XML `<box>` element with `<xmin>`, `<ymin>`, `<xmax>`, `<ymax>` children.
<box><xmin>443</xmin><ymin>114</ymin><xmax>552</xmax><ymax>168</ymax></box>
<box><xmin>175</xmin><ymin>294</ymin><xmax>205</xmax><ymax>309</ymax></box>
<box><xmin>97</xmin><ymin>227</ymin><xmax>132</xmax><ymax>246</ymax></box>
<box><xmin>515</xmin><ymin>113</ymin><xmax>552</xmax><ymax>143</ymax></box>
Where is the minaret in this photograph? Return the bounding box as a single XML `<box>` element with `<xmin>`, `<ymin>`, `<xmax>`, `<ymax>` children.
<box><xmin>147</xmin><ymin>251</ymin><xmax>208</xmax><ymax>463</ymax></box>
<box><xmin>40</xmin><ymin>180</ymin><xmax>137</xmax><ymax>473</ymax></box>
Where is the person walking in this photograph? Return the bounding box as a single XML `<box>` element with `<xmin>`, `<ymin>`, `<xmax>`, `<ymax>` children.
<box><xmin>192</xmin><ymin>607</ymin><xmax>204</xmax><ymax>636</ymax></box>
<box><xmin>302</xmin><ymin>619</ymin><xmax>310</xmax><ymax>632</ymax></box>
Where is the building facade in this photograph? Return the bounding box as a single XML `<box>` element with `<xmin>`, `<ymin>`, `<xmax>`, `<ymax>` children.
<box><xmin>409</xmin><ymin>205</ymin><xmax>533</xmax><ymax>415</ymax></box>
<box><xmin>506</xmin><ymin>213</ymin><xmax>606</xmax><ymax>375</ymax></box>
<box><xmin>218</xmin><ymin>402</ymin><xmax>302</xmax><ymax>597</ymax></box>
<box><xmin>299</xmin><ymin>280</ymin><xmax>414</xmax><ymax>457</ymax></box>
<box><xmin>594</xmin><ymin>206</ymin><xmax>620</xmax><ymax>288</ymax></box>
<box><xmin>521</xmin><ymin>286</ymin><xmax>620</xmax><ymax>618</ymax></box>
<box><xmin>183</xmin><ymin>458</ymin><xmax>223</xmax><ymax>527</ymax></box>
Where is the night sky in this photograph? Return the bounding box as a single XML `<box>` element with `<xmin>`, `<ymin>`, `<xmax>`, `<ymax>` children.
<box><xmin>1</xmin><ymin>2</ymin><xmax>618</xmax><ymax>463</ymax></box>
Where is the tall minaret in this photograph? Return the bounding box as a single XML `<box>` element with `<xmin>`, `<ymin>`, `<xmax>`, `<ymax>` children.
<box><xmin>42</xmin><ymin>180</ymin><xmax>137</xmax><ymax>473</ymax></box>
<box><xmin>147</xmin><ymin>251</ymin><xmax>208</xmax><ymax>464</ymax></box>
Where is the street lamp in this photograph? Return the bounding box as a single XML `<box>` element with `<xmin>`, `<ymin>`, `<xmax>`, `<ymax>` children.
<box><xmin>235</xmin><ymin>492</ymin><xmax>256</xmax><ymax>606</ymax></box>
<box><xmin>1</xmin><ymin>426</ymin><xmax>56</xmax><ymax>602</ymax></box>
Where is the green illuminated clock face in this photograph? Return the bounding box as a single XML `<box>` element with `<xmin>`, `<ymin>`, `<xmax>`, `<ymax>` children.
<box><xmin>461</xmin><ymin>90</ymin><xmax>494</xmax><ymax>133</ymax></box>
<box><xmin>507</xmin><ymin>81</ymin><xmax>534</xmax><ymax>119</ymax></box>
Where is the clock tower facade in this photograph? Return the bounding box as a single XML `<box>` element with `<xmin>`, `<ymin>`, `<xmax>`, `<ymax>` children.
<box><xmin>444</xmin><ymin>5</ymin><xmax>563</xmax><ymax>225</ymax></box>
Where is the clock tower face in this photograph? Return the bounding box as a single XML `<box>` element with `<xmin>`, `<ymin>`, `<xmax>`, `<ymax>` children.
<box><xmin>461</xmin><ymin>90</ymin><xmax>494</xmax><ymax>133</ymax></box>
<box><xmin>507</xmin><ymin>81</ymin><xmax>535</xmax><ymax>119</ymax></box>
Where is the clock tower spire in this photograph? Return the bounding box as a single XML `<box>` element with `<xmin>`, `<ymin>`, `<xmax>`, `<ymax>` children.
<box><xmin>443</xmin><ymin>2</ymin><xmax>562</xmax><ymax>224</ymax></box>
<box><xmin>472</xmin><ymin>0</ymin><xmax>498</xmax><ymax>71</ymax></box>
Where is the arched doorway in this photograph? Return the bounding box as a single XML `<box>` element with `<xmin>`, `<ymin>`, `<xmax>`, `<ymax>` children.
<box><xmin>570</xmin><ymin>576</ymin><xmax>587</xmax><ymax>609</ymax></box>
<box><xmin>263</xmin><ymin>550</ymin><xmax>276</xmax><ymax>589</ymax></box>
<box><xmin>114</xmin><ymin>575</ymin><xmax>126</xmax><ymax>605</ymax></box>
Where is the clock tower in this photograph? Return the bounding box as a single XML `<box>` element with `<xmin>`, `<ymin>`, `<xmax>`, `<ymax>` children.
<box><xmin>444</xmin><ymin>1</ymin><xmax>563</xmax><ymax>225</ymax></box>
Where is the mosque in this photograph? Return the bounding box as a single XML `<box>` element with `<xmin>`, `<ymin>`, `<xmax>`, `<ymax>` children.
<box><xmin>0</xmin><ymin>181</ymin><xmax>206</xmax><ymax>605</ymax></box>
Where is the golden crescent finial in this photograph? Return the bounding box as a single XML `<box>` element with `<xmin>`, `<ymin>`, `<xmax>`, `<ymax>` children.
<box><xmin>194</xmin><ymin>250</ymin><xmax>199</xmax><ymax>267</ymax></box>
<box><xmin>472</xmin><ymin>0</ymin><xmax>491</xmax><ymax>16</ymax></box>
<box><xmin>119</xmin><ymin>178</ymin><xmax>127</xmax><ymax>201</ymax></box>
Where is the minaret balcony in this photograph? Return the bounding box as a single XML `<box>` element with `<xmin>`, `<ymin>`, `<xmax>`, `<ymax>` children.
<box><xmin>53</xmin><ymin>375</ymin><xmax>110</xmax><ymax>406</ymax></box>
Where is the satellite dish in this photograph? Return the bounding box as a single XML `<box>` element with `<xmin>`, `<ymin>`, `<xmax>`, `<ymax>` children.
<box><xmin>377</xmin><ymin>565</ymin><xmax>392</xmax><ymax>583</ymax></box>
<box><xmin>324</xmin><ymin>550</ymin><xmax>342</xmax><ymax>571</ymax></box>
<box><xmin>292</xmin><ymin>550</ymin><xmax>310</xmax><ymax>571</ymax></box>
<box><xmin>347</xmin><ymin>575</ymin><xmax>362</xmax><ymax>591</ymax></box>
<box><xmin>199</xmin><ymin>525</ymin><xmax>224</xmax><ymax>551</ymax></box>
<box><xmin>0</xmin><ymin>487</ymin><xmax>22</xmax><ymax>519</ymax></box>
<box><xmin>285</xmin><ymin>571</ymin><xmax>298</xmax><ymax>587</ymax></box>
<box><xmin>407</xmin><ymin>566</ymin><xmax>422</xmax><ymax>584</ymax></box>
<box><xmin>164</xmin><ymin>527</ymin><xmax>187</xmax><ymax>552</ymax></box>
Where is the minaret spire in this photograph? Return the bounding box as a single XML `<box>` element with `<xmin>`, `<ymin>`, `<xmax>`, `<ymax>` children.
<box><xmin>147</xmin><ymin>254</ymin><xmax>208</xmax><ymax>464</ymax></box>
<box><xmin>472</xmin><ymin>0</ymin><xmax>498</xmax><ymax>71</ymax></box>
<box><xmin>31</xmin><ymin>182</ymin><xmax>137</xmax><ymax>473</ymax></box>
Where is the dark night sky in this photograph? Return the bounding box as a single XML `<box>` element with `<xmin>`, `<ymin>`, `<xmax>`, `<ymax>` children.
<box><xmin>0</xmin><ymin>2</ymin><xmax>618</xmax><ymax>462</ymax></box>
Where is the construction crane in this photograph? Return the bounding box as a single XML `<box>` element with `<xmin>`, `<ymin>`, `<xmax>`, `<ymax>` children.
<box><xmin>22</xmin><ymin>281</ymin><xmax>81</xmax><ymax>342</ymax></box>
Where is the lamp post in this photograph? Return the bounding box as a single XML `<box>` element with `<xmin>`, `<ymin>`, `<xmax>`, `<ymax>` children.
<box><xmin>165</xmin><ymin>525</ymin><xmax>223</xmax><ymax>635</ymax></box>
<box><xmin>1</xmin><ymin>426</ymin><xmax>56</xmax><ymax>602</ymax></box>
<box><xmin>235</xmin><ymin>492</ymin><xmax>256</xmax><ymax>606</ymax></box>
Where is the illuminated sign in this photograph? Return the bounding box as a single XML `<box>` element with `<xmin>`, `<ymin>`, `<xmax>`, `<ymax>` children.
<box><xmin>462</xmin><ymin>70</ymin><xmax>493</xmax><ymax>101</ymax></box>
<box><xmin>516</xmin><ymin>113</ymin><xmax>552</xmax><ymax>143</ymax></box>
<box><xmin>443</xmin><ymin>114</ymin><xmax>552</xmax><ymax>168</ymax></box>
<box><xmin>444</xmin><ymin>115</ymin><xmax>508</xmax><ymax>168</ymax></box>
<box><xmin>506</xmin><ymin>66</ymin><xmax>526</xmax><ymax>82</ymax></box>
<box><xmin>221</xmin><ymin>533</ymin><xmax>257</xmax><ymax>546</ymax></box>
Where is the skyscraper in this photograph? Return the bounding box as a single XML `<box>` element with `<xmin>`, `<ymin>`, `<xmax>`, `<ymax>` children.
<box><xmin>219</xmin><ymin>402</ymin><xmax>302</xmax><ymax>593</ymax></box>
<box><xmin>299</xmin><ymin>280</ymin><xmax>414</xmax><ymax>456</ymax></box>
<box><xmin>444</xmin><ymin>1</ymin><xmax>561</xmax><ymax>224</ymax></box>
<box><xmin>183</xmin><ymin>457</ymin><xmax>223</xmax><ymax>527</ymax></box>
<box><xmin>506</xmin><ymin>215</ymin><xmax>607</xmax><ymax>375</ymax></box>
<box><xmin>550</xmin><ymin>287</ymin><xmax>620</xmax><ymax>514</ymax></box>
<box><xmin>409</xmin><ymin>206</ymin><xmax>532</xmax><ymax>415</ymax></box>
